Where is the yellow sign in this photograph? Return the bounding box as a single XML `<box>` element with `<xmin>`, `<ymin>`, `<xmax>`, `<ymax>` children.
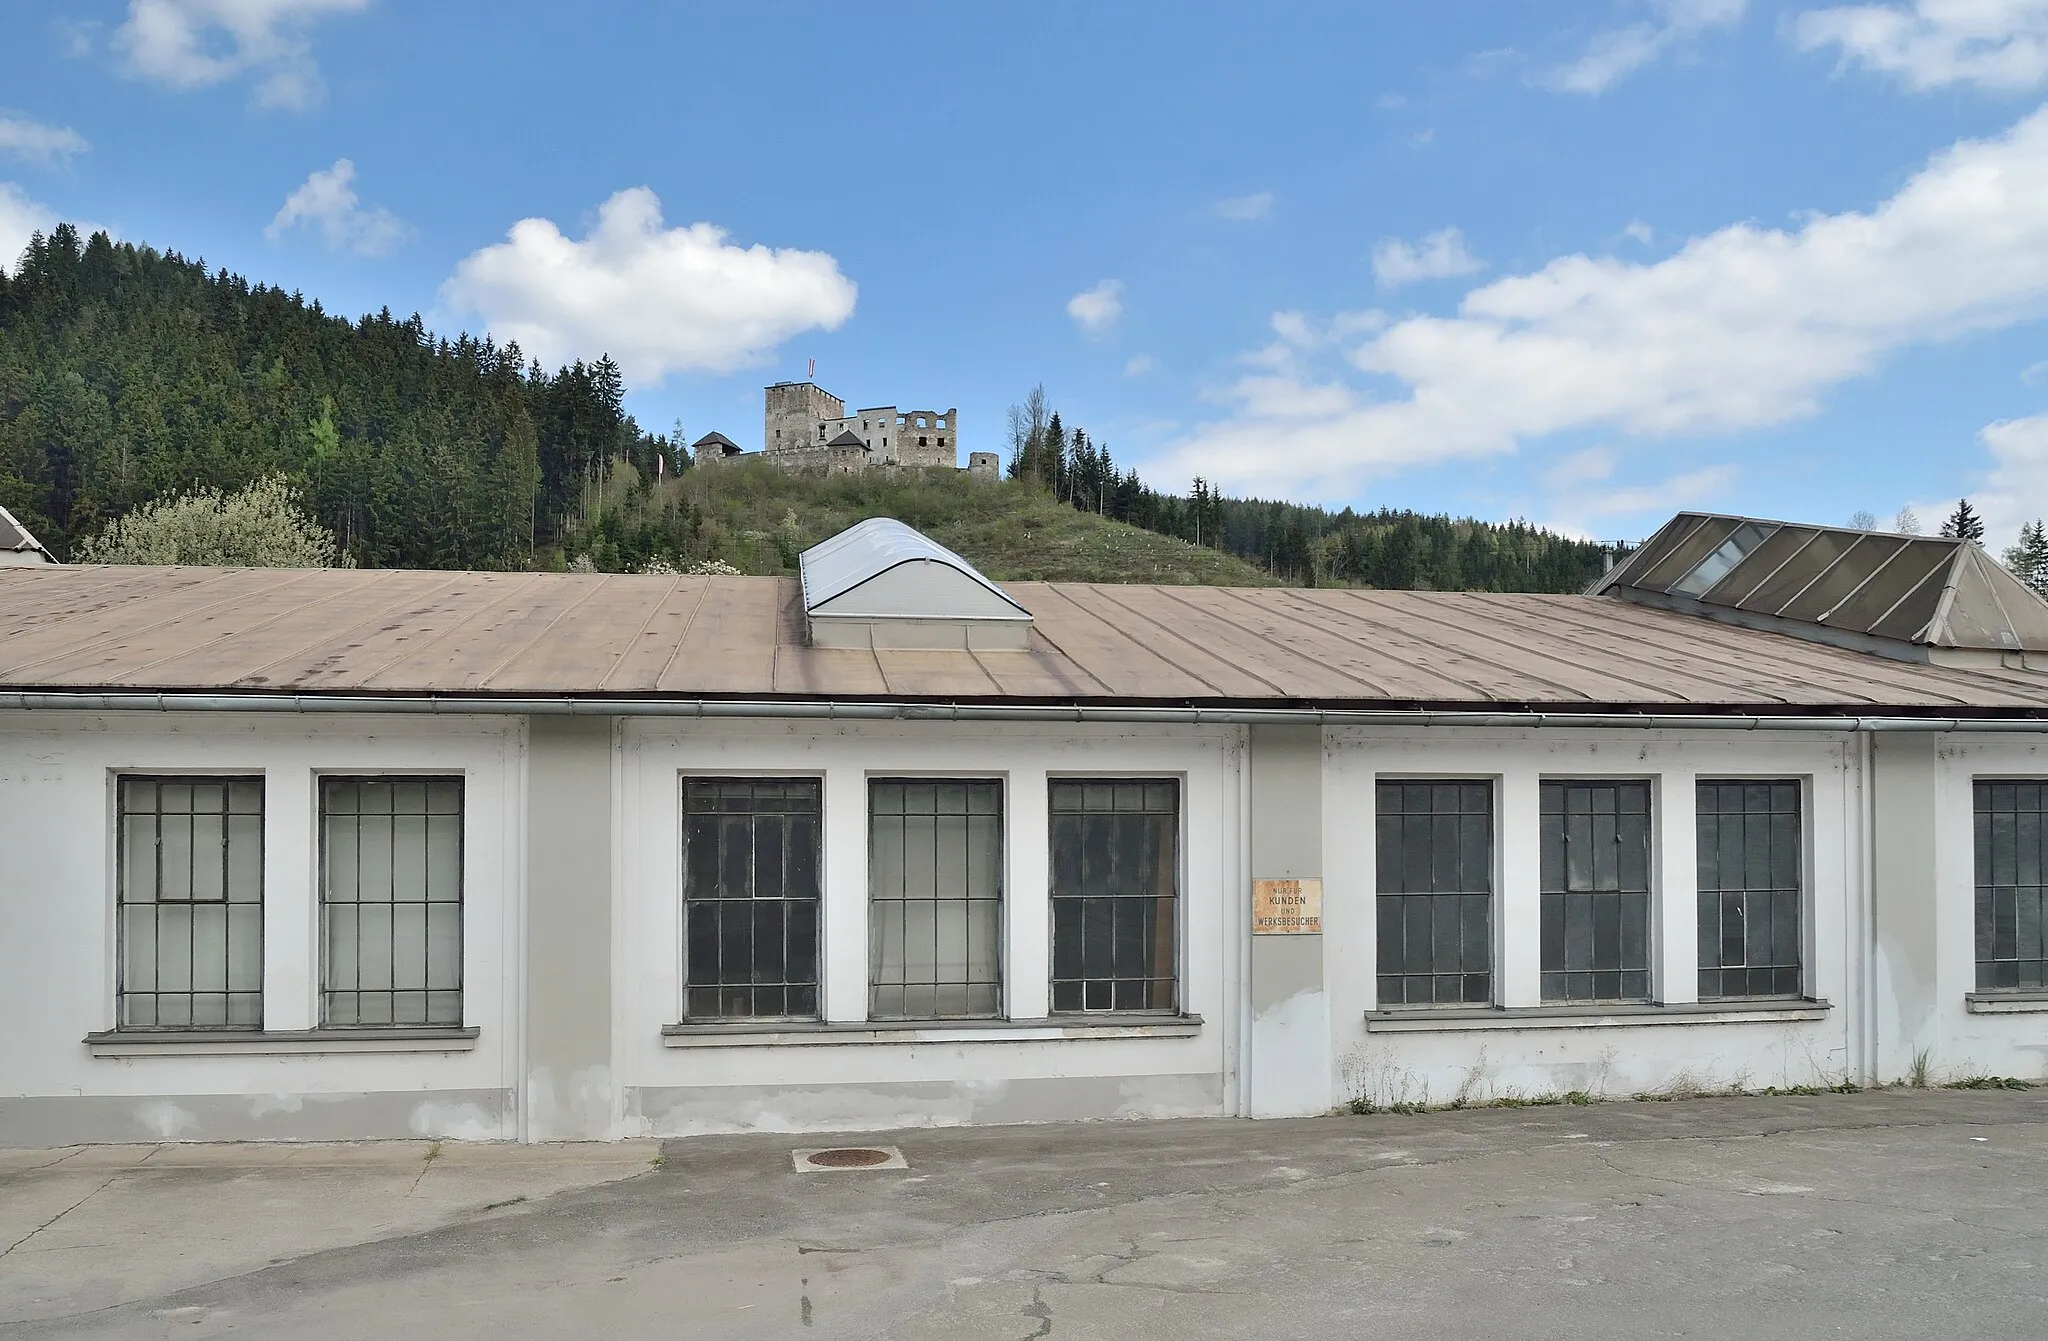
<box><xmin>1252</xmin><ymin>877</ymin><xmax>1322</xmax><ymax>935</ymax></box>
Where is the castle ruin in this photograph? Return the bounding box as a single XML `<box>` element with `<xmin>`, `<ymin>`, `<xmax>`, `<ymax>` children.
<box><xmin>693</xmin><ymin>383</ymin><xmax>1000</xmax><ymax>479</ymax></box>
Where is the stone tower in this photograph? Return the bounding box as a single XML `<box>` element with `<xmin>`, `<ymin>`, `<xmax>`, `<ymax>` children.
<box><xmin>763</xmin><ymin>382</ymin><xmax>845</xmax><ymax>456</ymax></box>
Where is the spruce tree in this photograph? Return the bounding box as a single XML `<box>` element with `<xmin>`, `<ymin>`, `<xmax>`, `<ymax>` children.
<box><xmin>1940</xmin><ymin>498</ymin><xmax>1986</xmax><ymax>544</ymax></box>
<box><xmin>2004</xmin><ymin>520</ymin><xmax>2048</xmax><ymax>597</ymax></box>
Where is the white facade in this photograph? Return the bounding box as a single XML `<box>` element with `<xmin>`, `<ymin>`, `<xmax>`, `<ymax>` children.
<box><xmin>4</xmin><ymin>708</ymin><xmax>2048</xmax><ymax>1145</ymax></box>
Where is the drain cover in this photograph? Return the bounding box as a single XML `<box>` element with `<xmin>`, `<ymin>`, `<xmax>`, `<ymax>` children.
<box><xmin>791</xmin><ymin>1145</ymin><xmax>907</xmax><ymax>1172</ymax></box>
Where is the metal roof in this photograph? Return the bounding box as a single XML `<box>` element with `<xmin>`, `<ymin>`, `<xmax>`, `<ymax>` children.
<box><xmin>691</xmin><ymin>431</ymin><xmax>740</xmax><ymax>452</ymax></box>
<box><xmin>0</xmin><ymin>505</ymin><xmax>48</xmax><ymax>556</ymax></box>
<box><xmin>825</xmin><ymin>430</ymin><xmax>868</xmax><ymax>449</ymax></box>
<box><xmin>1592</xmin><ymin>512</ymin><xmax>2048</xmax><ymax>663</ymax></box>
<box><xmin>1</xmin><ymin>564</ymin><xmax>2044</xmax><ymax>713</ymax></box>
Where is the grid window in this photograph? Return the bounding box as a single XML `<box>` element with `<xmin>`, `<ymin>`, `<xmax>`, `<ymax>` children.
<box><xmin>682</xmin><ymin>778</ymin><xmax>822</xmax><ymax>1020</ymax></box>
<box><xmin>1376</xmin><ymin>781</ymin><xmax>1493</xmax><ymax>1006</ymax></box>
<box><xmin>1540</xmin><ymin>781</ymin><xmax>1652</xmax><ymax>1004</ymax></box>
<box><xmin>1697</xmin><ymin>780</ymin><xmax>1803</xmax><ymax>999</ymax></box>
<box><xmin>1050</xmin><ymin>779</ymin><xmax>1179</xmax><ymax>1014</ymax></box>
<box><xmin>321</xmin><ymin>778</ymin><xmax>464</xmax><ymax>1027</ymax></box>
<box><xmin>1975</xmin><ymin>781</ymin><xmax>2048</xmax><ymax>992</ymax></box>
<box><xmin>117</xmin><ymin>777</ymin><xmax>264</xmax><ymax>1030</ymax></box>
<box><xmin>869</xmin><ymin>779</ymin><xmax>1002</xmax><ymax>1018</ymax></box>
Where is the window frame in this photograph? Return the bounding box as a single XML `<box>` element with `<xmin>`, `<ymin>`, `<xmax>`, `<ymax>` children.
<box><xmin>1972</xmin><ymin>777</ymin><xmax>2048</xmax><ymax>995</ymax></box>
<box><xmin>1538</xmin><ymin>776</ymin><xmax>1655</xmax><ymax>1005</ymax></box>
<box><xmin>1695</xmin><ymin>774</ymin><xmax>1810</xmax><ymax>1002</ymax></box>
<box><xmin>112</xmin><ymin>771</ymin><xmax>267</xmax><ymax>1032</ymax></box>
<box><xmin>1373</xmin><ymin>775</ymin><xmax>1500</xmax><ymax>1009</ymax></box>
<box><xmin>677</xmin><ymin>771</ymin><xmax>826</xmax><ymax>1023</ymax></box>
<box><xmin>865</xmin><ymin>773</ymin><xmax>1007</xmax><ymax>1021</ymax></box>
<box><xmin>1046</xmin><ymin>774</ymin><xmax>1185</xmax><ymax>1017</ymax></box>
<box><xmin>316</xmin><ymin>773</ymin><xmax>467</xmax><ymax>1030</ymax></box>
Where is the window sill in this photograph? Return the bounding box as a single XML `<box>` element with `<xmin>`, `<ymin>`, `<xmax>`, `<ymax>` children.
<box><xmin>1363</xmin><ymin>1000</ymin><xmax>1831</xmax><ymax>1033</ymax></box>
<box><xmin>660</xmin><ymin>1014</ymin><xmax>1203</xmax><ymax>1048</ymax></box>
<box><xmin>1966</xmin><ymin>992</ymin><xmax>2048</xmax><ymax>1015</ymax></box>
<box><xmin>84</xmin><ymin>1027</ymin><xmax>481</xmax><ymax>1057</ymax></box>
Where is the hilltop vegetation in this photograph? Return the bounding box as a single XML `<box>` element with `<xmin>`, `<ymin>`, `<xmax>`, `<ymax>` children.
<box><xmin>565</xmin><ymin>458</ymin><xmax>1274</xmax><ymax>585</ymax></box>
<box><xmin>1</xmin><ymin>225</ymin><xmax>1614</xmax><ymax>590</ymax></box>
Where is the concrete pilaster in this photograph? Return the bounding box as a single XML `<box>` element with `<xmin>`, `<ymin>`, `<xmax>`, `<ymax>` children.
<box><xmin>1872</xmin><ymin>733</ymin><xmax>1941</xmax><ymax>1082</ymax></box>
<box><xmin>524</xmin><ymin>716</ymin><xmax>615</xmax><ymax>1140</ymax></box>
<box><xmin>1247</xmin><ymin>724</ymin><xmax>1329</xmax><ymax>1117</ymax></box>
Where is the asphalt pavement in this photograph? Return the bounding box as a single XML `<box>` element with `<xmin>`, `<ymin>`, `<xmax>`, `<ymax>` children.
<box><xmin>4</xmin><ymin>1088</ymin><xmax>2046</xmax><ymax>1338</ymax></box>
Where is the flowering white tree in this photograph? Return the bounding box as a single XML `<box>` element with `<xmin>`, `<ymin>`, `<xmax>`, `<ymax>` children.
<box><xmin>76</xmin><ymin>476</ymin><xmax>350</xmax><ymax>568</ymax></box>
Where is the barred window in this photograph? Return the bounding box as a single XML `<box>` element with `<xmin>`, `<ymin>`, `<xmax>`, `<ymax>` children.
<box><xmin>321</xmin><ymin>778</ymin><xmax>463</xmax><ymax>1028</ymax></box>
<box><xmin>1975</xmin><ymin>781</ymin><xmax>2048</xmax><ymax>992</ymax></box>
<box><xmin>117</xmin><ymin>777</ymin><xmax>264</xmax><ymax>1030</ymax></box>
<box><xmin>869</xmin><ymin>779</ymin><xmax>1002</xmax><ymax>1018</ymax></box>
<box><xmin>682</xmin><ymin>778</ymin><xmax>822</xmax><ymax>1020</ymax></box>
<box><xmin>1376</xmin><ymin>781</ymin><xmax>1493</xmax><ymax>1006</ymax></box>
<box><xmin>1697</xmin><ymin>780</ymin><xmax>1803</xmax><ymax>999</ymax></box>
<box><xmin>1050</xmin><ymin>779</ymin><xmax>1178</xmax><ymax>1013</ymax></box>
<box><xmin>1540</xmin><ymin>780</ymin><xmax>1652</xmax><ymax>1004</ymax></box>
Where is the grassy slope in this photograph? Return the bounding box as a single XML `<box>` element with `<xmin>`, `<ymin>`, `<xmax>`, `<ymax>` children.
<box><xmin>666</xmin><ymin>461</ymin><xmax>1277</xmax><ymax>586</ymax></box>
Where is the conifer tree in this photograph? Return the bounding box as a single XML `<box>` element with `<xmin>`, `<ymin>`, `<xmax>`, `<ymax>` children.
<box><xmin>2004</xmin><ymin>520</ymin><xmax>2048</xmax><ymax>597</ymax></box>
<box><xmin>1941</xmin><ymin>498</ymin><xmax>1986</xmax><ymax>544</ymax></box>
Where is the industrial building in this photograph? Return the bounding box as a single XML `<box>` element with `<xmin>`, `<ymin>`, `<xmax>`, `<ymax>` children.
<box><xmin>2</xmin><ymin>512</ymin><xmax>2046</xmax><ymax>1144</ymax></box>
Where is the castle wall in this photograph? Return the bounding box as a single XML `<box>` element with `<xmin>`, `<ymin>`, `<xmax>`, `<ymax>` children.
<box><xmin>764</xmin><ymin>382</ymin><xmax>845</xmax><ymax>456</ymax></box>
<box><xmin>895</xmin><ymin>409</ymin><xmax>959</xmax><ymax>468</ymax></box>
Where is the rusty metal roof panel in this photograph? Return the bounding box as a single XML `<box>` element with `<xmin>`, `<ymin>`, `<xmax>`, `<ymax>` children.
<box><xmin>2</xmin><ymin>563</ymin><xmax>2046</xmax><ymax>712</ymax></box>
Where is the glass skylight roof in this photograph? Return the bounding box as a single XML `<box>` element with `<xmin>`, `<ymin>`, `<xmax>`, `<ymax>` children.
<box><xmin>1591</xmin><ymin>512</ymin><xmax>2048</xmax><ymax>659</ymax></box>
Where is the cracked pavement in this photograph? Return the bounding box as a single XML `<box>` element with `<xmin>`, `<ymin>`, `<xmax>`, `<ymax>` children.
<box><xmin>5</xmin><ymin>1089</ymin><xmax>2048</xmax><ymax>1338</ymax></box>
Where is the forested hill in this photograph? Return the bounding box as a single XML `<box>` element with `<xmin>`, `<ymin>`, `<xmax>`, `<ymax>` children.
<box><xmin>0</xmin><ymin>225</ymin><xmax>669</xmax><ymax>568</ymax></box>
<box><xmin>0</xmin><ymin>226</ymin><xmax>1617</xmax><ymax>590</ymax></box>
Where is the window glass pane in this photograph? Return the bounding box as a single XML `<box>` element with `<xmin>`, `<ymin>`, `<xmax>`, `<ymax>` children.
<box><xmin>1697</xmin><ymin>779</ymin><xmax>1803</xmax><ymax>999</ymax></box>
<box><xmin>1540</xmin><ymin>781</ymin><xmax>1651</xmax><ymax>1003</ymax></box>
<box><xmin>683</xmin><ymin>778</ymin><xmax>823</xmax><ymax>1020</ymax></box>
<box><xmin>321</xmin><ymin>778</ymin><xmax>463</xmax><ymax>1027</ymax></box>
<box><xmin>1975</xmin><ymin>779</ymin><xmax>2048</xmax><ymax>994</ymax></box>
<box><xmin>1377</xmin><ymin>780</ymin><xmax>1492</xmax><ymax>1006</ymax></box>
<box><xmin>117</xmin><ymin>776</ymin><xmax>264</xmax><ymax>1030</ymax></box>
<box><xmin>870</xmin><ymin>778</ymin><xmax>1003</xmax><ymax>1019</ymax></box>
<box><xmin>1050</xmin><ymin>779</ymin><xmax>1178</xmax><ymax>1014</ymax></box>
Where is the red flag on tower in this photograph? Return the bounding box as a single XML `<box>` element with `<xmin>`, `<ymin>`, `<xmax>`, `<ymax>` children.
<box><xmin>808</xmin><ymin>358</ymin><xmax>815</xmax><ymax>380</ymax></box>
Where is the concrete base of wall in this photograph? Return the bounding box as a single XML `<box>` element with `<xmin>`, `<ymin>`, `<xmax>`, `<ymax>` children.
<box><xmin>0</xmin><ymin>1089</ymin><xmax>516</xmax><ymax>1146</ymax></box>
<box><xmin>624</xmin><ymin>1073</ymin><xmax>1226</xmax><ymax>1138</ymax></box>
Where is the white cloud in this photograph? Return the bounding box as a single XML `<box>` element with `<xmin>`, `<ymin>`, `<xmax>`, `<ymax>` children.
<box><xmin>0</xmin><ymin>114</ymin><xmax>89</xmax><ymax>166</ymax></box>
<box><xmin>113</xmin><ymin>0</ymin><xmax>370</xmax><ymax>110</ymax></box>
<box><xmin>440</xmin><ymin>186</ymin><xmax>857</xmax><ymax>383</ymax></box>
<box><xmin>1066</xmin><ymin>279</ymin><xmax>1124</xmax><ymax>336</ymax></box>
<box><xmin>1213</xmin><ymin>191</ymin><xmax>1274</xmax><ymax>221</ymax></box>
<box><xmin>1545</xmin><ymin>0</ymin><xmax>1747</xmax><ymax>93</ymax></box>
<box><xmin>1622</xmin><ymin>219</ymin><xmax>1657</xmax><ymax>245</ymax></box>
<box><xmin>266</xmin><ymin>159</ymin><xmax>408</xmax><ymax>256</ymax></box>
<box><xmin>0</xmin><ymin>183</ymin><xmax>56</xmax><ymax>276</ymax></box>
<box><xmin>1371</xmin><ymin>226</ymin><xmax>1484</xmax><ymax>288</ymax></box>
<box><xmin>1922</xmin><ymin>412</ymin><xmax>2048</xmax><ymax>548</ymax></box>
<box><xmin>1149</xmin><ymin>106</ymin><xmax>2048</xmax><ymax>501</ymax></box>
<box><xmin>1123</xmin><ymin>354</ymin><xmax>1158</xmax><ymax>378</ymax></box>
<box><xmin>1795</xmin><ymin>0</ymin><xmax>2048</xmax><ymax>91</ymax></box>
<box><xmin>2022</xmin><ymin>357</ymin><xmax>2048</xmax><ymax>384</ymax></box>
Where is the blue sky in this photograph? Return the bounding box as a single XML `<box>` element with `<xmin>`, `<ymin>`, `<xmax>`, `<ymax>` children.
<box><xmin>6</xmin><ymin>1</ymin><xmax>2048</xmax><ymax>544</ymax></box>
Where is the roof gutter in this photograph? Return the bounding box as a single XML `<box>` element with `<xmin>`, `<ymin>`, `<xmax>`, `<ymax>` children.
<box><xmin>0</xmin><ymin>691</ymin><xmax>2043</xmax><ymax>732</ymax></box>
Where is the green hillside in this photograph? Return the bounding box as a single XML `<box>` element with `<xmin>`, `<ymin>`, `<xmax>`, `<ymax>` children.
<box><xmin>569</xmin><ymin>458</ymin><xmax>1274</xmax><ymax>585</ymax></box>
<box><xmin>1</xmin><ymin>225</ymin><xmax>1614</xmax><ymax>590</ymax></box>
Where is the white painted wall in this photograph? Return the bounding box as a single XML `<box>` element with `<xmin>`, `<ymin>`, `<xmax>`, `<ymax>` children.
<box><xmin>1323</xmin><ymin>727</ymin><xmax>1866</xmax><ymax>1103</ymax></box>
<box><xmin>612</xmin><ymin>719</ymin><xmax>1242</xmax><ymax>1136</ymax></box>
<box><xmin>7</xmin><ymin>706</ymin><xmax>2042</xmax><ymax>1145</ymax></box>
<box><xmin>1928</xmin><ymin>734</ymin><xmax>2048</xmax><ymax>1082</ymax></box>
<box><xmin>0</xmin><ymin>713</ymin><xmax>524</xmax><ymax>1142</ymax></box>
